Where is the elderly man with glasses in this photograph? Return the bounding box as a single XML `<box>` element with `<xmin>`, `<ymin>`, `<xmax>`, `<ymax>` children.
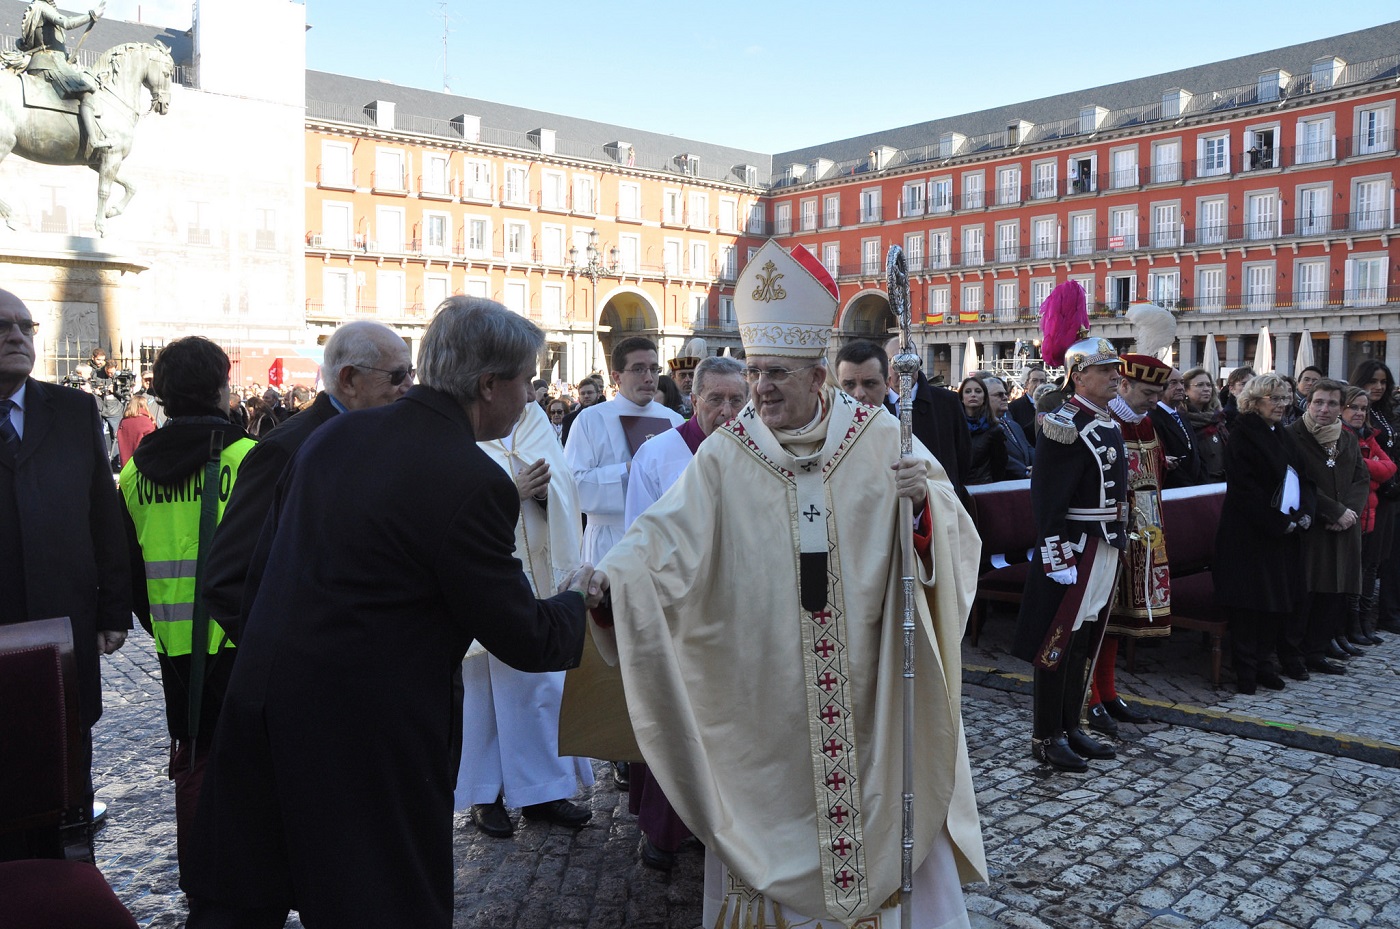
<box><xmin>578</xmin><ymin>242</ymin><xmax>985</xmax><ymax>927</ymax></box>
<box><xmin>203</xmin><ymin>320</ymin><xmax>413</xmax><ymax>639</ymax></box>
<box><xmin>564</xmin><ymin>335</ymin><xmax>682</xmax><ymax>789</ymax></box>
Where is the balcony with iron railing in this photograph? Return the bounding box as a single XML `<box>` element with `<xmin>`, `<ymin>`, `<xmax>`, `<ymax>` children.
<box><xmin>926</xmin><ymin>285</ymin><xmax>1400</xmax><ymax>328</ymax></box>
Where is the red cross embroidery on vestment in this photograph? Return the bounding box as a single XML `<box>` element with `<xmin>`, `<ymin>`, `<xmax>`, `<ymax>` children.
<box><xmin>829</xmin><ymin>803</ymin><xmax>848</xmax><ymax>824</ymax></box>
<box><xmin>820</xmin><ymin>704</ymin><xmax>841</xmax><ymax>725</ymax></box>
<box><xmin>832</xmin><ymin>837</ymin><xmax>852</xmax><ymax>857</ymax></box>
<box><xmin>818</xmin><ymin>671</ymin><xmax>839</xmax><ymax>691</ymax></box>
<box><xmin>826</xmin><ymin>770</ymin><xmax>847</xmax><ymax>791</ymax></box>
<box><xmin>853</xmin><ymin>407</ymin><xmax>869</xmax><ymax>422</ymax></box>
<box><xmin>822</xmin><ymin>738</ymin><xmax>844</xmax><ymax>759</ymax></box>
<box><xmin>835</xmin><ymin>869</ymin><xmax>854</xmax><ymax>890</ymax></box>
<box><xmin>814</xmin><ymin>638</ymin><xmax>835</xmax><ymax>658</ymax></box>
<box><xmin>811</xmin><ymin>609</ymin><xmax>832</xmax><ymax>624</ymax></box>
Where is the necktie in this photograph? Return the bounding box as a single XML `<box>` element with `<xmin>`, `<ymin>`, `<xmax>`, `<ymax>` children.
<box><xmin>0</xmin><ymin>399</ymin><xmax>17</xmax><ymax>450</ymax></box>
<box><xmin>1168</xmin><ymin>408</ymin><xmax>1191</xmax><ymax>449</ymax></box>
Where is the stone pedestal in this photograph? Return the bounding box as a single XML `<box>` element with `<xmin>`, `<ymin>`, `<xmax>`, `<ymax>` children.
<box><xmin>0</xmin><ymin>235</ymin><xmax>147</xmax><ymax>380</ymax></box>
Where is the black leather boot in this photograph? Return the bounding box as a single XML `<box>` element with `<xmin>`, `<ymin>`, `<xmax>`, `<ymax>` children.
<box><xmin>1359</xmin><ymin>583</ymin><xmax>1384</xmax><ymax>645</ymax></box>
<box><xmin>1345</xmin><ymin>599</ymin><xmax>1372</xmax><ymax>648</ymax></box>
<box><xmin>1063</xmin><ymin>628</ymin><xmax>1115</xmax><ymax>762</ymax></box>
<box><xmin>1032</xmin><ymin>667</ymin><xmax>1087</xmax><ymax>772</ymax></box>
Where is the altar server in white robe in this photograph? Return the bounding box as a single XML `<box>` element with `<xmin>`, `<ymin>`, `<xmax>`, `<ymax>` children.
<box><xmin>455</xmin><ymin>400</ymin><xmax>595</xmax><ymax>837</ymax></box>
<box><xmin>591</xmin><ymin>241</ymin><xmax>987</xmax><ymax>929</ymax></box>
<box><xmin>565</xmin><ymin>335</ymin><xmax>684</xmax><ymax>566</ymax></box>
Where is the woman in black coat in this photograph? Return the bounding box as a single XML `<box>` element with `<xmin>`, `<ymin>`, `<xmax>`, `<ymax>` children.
<box><xmin>959</xmin><ymin>375</ymin><xmax>1007</xmax><ymax>485</ymax></box>
<box><xmin>1214</xmin><ymin>374</ymin><xmax>1315</xmax><ymax>694</ymax></box>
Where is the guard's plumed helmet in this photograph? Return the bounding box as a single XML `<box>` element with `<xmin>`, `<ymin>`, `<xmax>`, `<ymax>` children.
<box><xmin>1064</xmin><ymin>337</ymin><xmax>1120</xmax><ymax>373</ymax></box>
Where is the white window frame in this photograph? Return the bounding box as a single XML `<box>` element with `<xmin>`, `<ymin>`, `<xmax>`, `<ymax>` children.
<box><xmin>929</xmin><ymin>178</ymin><xmax>952</xmax><ymax>214</ymax></box>
<box><xmin>962</xmin><ymin>172</ymin><xmax>984</xmax><ymax>210</ymax></box>
<box><xmin>860</xmin><ymin>187</ymin><xmax>882</xmax><ymax>223</ymax></box>
<box><xmin>503</xmin><ymin>280</ymin><xmax>528</xmax><ymax>316</ymax></box>
<box><xmin>1356</xmin><ymin>104</ymin><xmax>1394</xmax><ymax>156</ymax></box>
<box><xmin>421</xmin><ymin>210</ymin><xmax>450</xmax><ymax>256</ymax></box>
<box><xmin>1068</xmin><ymin>211</ymin><xmax>1095</xmax><ymax>256</ymax></box>
<box><xmin>663</xmin><ymin>238</ymin><xmax>682</xmax><ymax>276</ymax></box>
<box><xmin>928</xmin><ymin>229</ymin><xmax>951</xmax><ymax>269</ymax></box>
<box><xmin>1197</xmin><ymin>133</ymin><xmax>1229</xmax><ymax>178</ymax></box>
<box><xmin>822</xmin><ymin>242</ymin><xmax>840</xmax><ymax>278</ymax></box>
<box><xmin>1347</xmin><ymin>254</ymin><xmax>1388</xmax><ymax>307</ymax></box>
<box><xmin>462</xmin><ymin>159</ymin><xmax>492</xmax><ymax>201</ymax></box>
<box><xmin>1295</xmin><ymin>115</ymin><xmax>1335</xmax><ymax>165</ymax></box>
<box><xmin>541</xmin><ymin>282</ymin><xmax>565</xmax><ymax>326</ymax></box>
<box><xmin>465</xmin><ymin>216</ymin><xmax>490</xmax><ymax>257</ymax></box>
<box><xmin>323</xmin><ymin>268</ymin><xmax>355</xmax><ymax>315</ymax></box>
<box><xmin>995</xmin><ymin>221</ymin><xmax>1019</xmax><ymax>263</ymax></box>
<box><xmin>996</xmin><ymin>165</ymin><xmax>1021</xmax><ymax>205</ymax></box>
<box><xmin>1031</xmin><ymin>161</ymin><xmax>1057</xmax><ymax>200</ymax></box>
<box><xmin>1295</xmin><ymin>258</ymin><xmax>1328</xmax><ymax>310</ymax></box>
<box><xmin>320</xmin><ymin>140</ymin><xmax>354</xmax><ymax>188</ymax></box>
<box><xmin>902</xmin><ymin>182</ymin><xmax>925</xmax><ymax>217</ymax></box>
<box><xmin>504</xmin><ymin>165</ymin><xmax>529</xmax><ymax>205</ymax></box>
<box><xmin>422</xmin><ymin>273</ymin><xmax>451</xmax><ymax>314</ymax></box>
<box><xmin>689</xmin><ymin>240</ymin><xmax>709</xmax><ymax>277</ymax></box>
<box><xmin>1147</xmin><ymin>269</ymin><xmax>1180</xmax><ymax>308</ymax></box>
<box><xmin>962</xmin><ymin>226</ymin><xmax>984</xmax><ymax>266</ymax></box>
<box><xmin>421</xmin><ymin>152</ymin><xmax>450</xmax><ymax>197</ymax></box>
<box><xmin>320</xmin><ymin>201</ymin><xmax>352</xmax><ymax>250</ymax></box>
<box><xmin>539</xmin><ymin>223</ymin><xmax>566</xmax><ymax>267</ymax></box>
<box><xmin>375</xmin><ymin>205</ymin><xmax>405</xmax><ymax>253</ymax></box>
<box><xmin>1245</xmin><ymin>191</ymin><xmax>1279</xmax><ymax>241</ymax></box>
<box><xmin>619</xmin><ymin>182</ymin><xmax>642</xmax><ymax>221</ymax></box>
<box><xmin>823</xmin><ymin>193</ymin><xmax>841</xmax><ymax>228</ymax></box>
<box><xmin>927</xmin><ymin>285</ymin><xmax>950</xmax><ymax>321</ymax></box>
<box><xmin>1243</xmin><ymin>262</ymin><xmax>1275</xmax><ymax>312</ymax></box>
<box><xmin>504</xmin><ymin>220</ymin><xmax>530</xmax><ymax>260</ymax></box>
<box><xmin>374</xmin><ymin>147</ymin><xmax>406</xmax><ymax>192</ymax></box>
<box><xmin>861</xmin><ymin>237</ymin><xmax>882</xmax><ymax>276</ymax></box>
<box><xmin>573</xmin><ymin>174</ymin><xmax>597</xmax><ymax>215</ymax></box>
<box><xmin>904</xmin><ymin>231</ymin><xmax>924</xmax><ymax>271</ymax></box>
<box><xmin>800</xmin><ymin>197</ymin><xmax>818</xmax><ymax>231</ymax></box>
<box><xmin>1195</xmin><ymin>267</ymin><xmax>1226</xmax><ymax>313</ymax></box>
<box><xmin>1296</xmin><ymin>184</ymin><xmax>1331</xmax><ymax>236</ymax></box>
<box><xmin>541</xmin><ymin>170</ymin><xmax>567</xmax><ymax>211</ymax></box>
<box><xmin>688</xmin><ymin>191</ymin><xmax>709</xmax><ymax>229</ymax></box>
<box><xmin>377</xmin><ymin>270</ymin><xmax>406</xmax><ymax>316</ymax></box>
<box><xmin>618</xmin><ymin>233</ymin><xmax>640</xmax><ymax>273</ymax></box>
<box><xmin>1031</xmin><ymin>216</ymin><xmax>1057</xmax><ymax>259</ymax></box>
<box><xmin>1108</xmin><ymin>207</ymin><xmax>1136</xmax><ymax>250</ymax></box>
<box><xmin>1151</xmin><ymin>140</ymin><xmax>1181</xmax><ymax>184</ymax></box>
<box><xmin>1151</xmin><ymin>201</ymin><xmax>1180</xmax><ymax>248</ymax></box>
<box><xmin>775</xmin><ymin>201</ymin><xmax>792</xmax><ymax>235</ymax></box>
<box><xmin>1353</xmin><ymin>177</ymin><xmax>1389</xmax><ymax>231</ymax></box>
<box><xmin>1109</xmin><ymin>147</ymin><xmax>1138</xmax><ymax>189</ymax></box>
<box><xmin>961</xmin><ymin>283</ymin><xmax>984</xmax><ymax>320</ymax></box>
<box><xmin>719</xmin><ymin>197</ymin><xmax>738</xmax><ymax>232</ymax></box>
<box><xmin>1196</xmin><ymin>197</ymin><xmax>1227</xmax><ymax>246</ymax></box>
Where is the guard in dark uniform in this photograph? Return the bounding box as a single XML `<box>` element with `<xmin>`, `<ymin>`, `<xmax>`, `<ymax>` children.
<box><xmin>1012</xmin><ymin>337</ymin><xmax>1128</xmax><ymax>772</ymax></box>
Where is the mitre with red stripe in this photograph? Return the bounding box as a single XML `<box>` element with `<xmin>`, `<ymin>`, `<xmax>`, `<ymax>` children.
<box><xmin>735</xmin><ymin>239</ymin><xmax>840</xmax><ymax>358</ymax></box>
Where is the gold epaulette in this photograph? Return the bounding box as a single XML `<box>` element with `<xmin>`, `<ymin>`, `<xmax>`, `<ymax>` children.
<box><xmin>1040</xmin><ymin>407</ymin><xmax>1080</xmax><ymax>445</ymax></box>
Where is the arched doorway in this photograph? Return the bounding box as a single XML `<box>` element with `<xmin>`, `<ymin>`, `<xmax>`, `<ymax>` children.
<box><xmin>841</xmin><ymin>290</ymin><xmax>896</xmax><ymax>339</ymax></box>
<box><xmin>595</xmin><ymin>286</ymin><xmax>659</xmax><ymax>371</ymax></box>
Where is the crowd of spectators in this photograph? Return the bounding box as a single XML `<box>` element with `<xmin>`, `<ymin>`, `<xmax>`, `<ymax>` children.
<box><xmin>962</xmin><ymin>358</ymin><xmax>1400</xmax><ymax>694</ymax></box>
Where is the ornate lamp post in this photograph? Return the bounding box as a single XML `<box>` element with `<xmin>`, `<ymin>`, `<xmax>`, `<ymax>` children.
<box><xmin>570</xmin><ymin>229</ymin><xmax>619</xmax><ymax>375</ymax></box>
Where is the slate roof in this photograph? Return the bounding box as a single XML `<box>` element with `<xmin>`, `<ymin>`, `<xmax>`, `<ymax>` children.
<box><xmin>304</xmin><ymin>70</ymin><xmax>773</xmax><ymax>186</ymax></box>
<box><xmin>773</xmin><ymin>20</ymin><xmax>1400</xmax><ymax>166</ymax></box>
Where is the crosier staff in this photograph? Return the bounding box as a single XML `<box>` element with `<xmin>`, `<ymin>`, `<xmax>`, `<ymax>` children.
<box><xmin>885</xmin><ymin>244</ymin><xmax>917</xmax><ymax>929</ymax></box>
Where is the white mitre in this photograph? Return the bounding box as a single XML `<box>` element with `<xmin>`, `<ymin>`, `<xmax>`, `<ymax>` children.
<box><xmin>735</xmin><ymin>239</ymin><xmax>840</xmax><ymax>358</ymax></box>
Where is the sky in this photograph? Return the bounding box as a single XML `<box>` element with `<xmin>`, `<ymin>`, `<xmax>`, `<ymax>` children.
<box><xmin>102</xmin><ymin>1</ymin><xmax>1400</xmax><ymax>154</ymax></box>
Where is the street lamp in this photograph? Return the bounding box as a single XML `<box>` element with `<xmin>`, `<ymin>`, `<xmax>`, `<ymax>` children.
<box><xmin>569</xmin><ymin>229</ymin><xmax>619</xmax><ymax>375</ymax></box>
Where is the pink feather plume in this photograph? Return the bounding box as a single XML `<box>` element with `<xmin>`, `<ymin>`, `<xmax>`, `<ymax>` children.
<box><xmin>1039</xmin><ymin>281</ymin><xmax>1089</xmax><ymax>368</ymax></box>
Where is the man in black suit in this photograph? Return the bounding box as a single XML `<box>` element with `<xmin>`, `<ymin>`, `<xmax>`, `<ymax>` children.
<box><xmin>881</xmin><ymin>337</ymin><xmax>972</xmax><ymax>506</ymax></box>
<box><xmin>202</xmin><ymin>320</ymin><xmax>413</xmax><ymax>636</ymax></box>
<box><xmin>184</xmin><ymin>298</ymin><xmax>600</xmax><ymax>929</ymax></box>
<box><xmin>1007</xmin><ymin>366</ymin><xmax>1047</xmax><ymax>447</ymax></box>
<box><xmin>1147</xmin><ymin>367</ymin><xmax>1205</xmax><ymax>489</ymax></box>
<box><xmin>0</xmin><ymin>288</ymin><xmax>131</xmax><ymax>856</ymax></box>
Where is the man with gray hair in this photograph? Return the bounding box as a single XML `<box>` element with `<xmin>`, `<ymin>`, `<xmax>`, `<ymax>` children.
<box><xmin>203</xmin><ymin>319</ymin><xmax>414</xmax><ymax>634</ymax></box>
<box><xmin>184</xmin><ymin>297</ymin><xmax>601</xmax><ymax>929</ymax></box>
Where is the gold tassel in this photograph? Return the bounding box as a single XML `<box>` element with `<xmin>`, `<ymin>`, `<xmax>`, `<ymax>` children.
<box><xmin>712</xmin><ymin>897</ymin><xmax>730</xmax><ymax>929</ymax></box>
<box><xmin>773</xmin><ymin>904</ymin><xmax>789</xmax><ymax>929</ymax></box>
<box><xmin>730</xmin><ymin>894</ymin><xmax>742</xmax><ymax>929</ymax></box>
<box><xmin>755</xmin><ymin>895</ymin><xmax>766</xmax><ymax>929</ymax></box>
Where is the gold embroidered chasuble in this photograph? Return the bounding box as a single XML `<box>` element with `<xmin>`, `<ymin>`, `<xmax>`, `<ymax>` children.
<box><xmin>593</xmin><ymin>387</ymin><xmax>986</xmax><ymax>926</ymax></box>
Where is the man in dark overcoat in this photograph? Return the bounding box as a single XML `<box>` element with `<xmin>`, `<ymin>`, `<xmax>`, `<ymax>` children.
<box><xmin>881</xmin><ymin>336</ymin><xmax>972</xmax><ymax>507</ymax></box>
<box><xmin>1012</xmin><ymin>337</ymin><xmax>1127</xmax><ymax>773</ymax></box>
<box><xmin>0</xmin><ymin>288</ymin><xmax>131</xmax><ymax>857</ymax></box>
<box><xmin>202</xmin><ymin>320</ymin><xmax>413</xmax><ymax>637</ymax></box>
<box><xmin>183</xmin><ymin>298</ymin><xmax>599</xmax><ymax>929</ymax></box>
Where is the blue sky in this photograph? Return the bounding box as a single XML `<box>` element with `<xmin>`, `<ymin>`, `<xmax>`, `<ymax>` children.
<box><xmin>107</xmin><ymin>1</ymin><xmax>1399</xmax><ymax>153</ymax></box>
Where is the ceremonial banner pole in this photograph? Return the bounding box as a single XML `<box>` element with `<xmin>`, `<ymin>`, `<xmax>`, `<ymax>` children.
<box><xmin>886</xmin><ymin>245</ymin><xmax>916</xmax><ymax>929</ymax></box>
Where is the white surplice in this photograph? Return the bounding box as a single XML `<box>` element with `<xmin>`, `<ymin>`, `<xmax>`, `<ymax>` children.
<box><xmin>454</xmin><ymin>402</ymin><xmax>593</xmax><ymax>809</ymax></box>
<box><xmin>624</xmin><ymin>427</ymin><xmax>694</xmax><ymax>527</ymax></box>
<box><xmin>564</xmin><ymin>396</ymin><xmax>683</xmax><ymax>564</ymax></box>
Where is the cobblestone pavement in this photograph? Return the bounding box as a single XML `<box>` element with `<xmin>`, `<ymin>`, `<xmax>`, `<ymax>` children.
<box><xmin>92</xmin><ymin>625</ymin><xmax>1400</xmax><ymax>928</ymax></box>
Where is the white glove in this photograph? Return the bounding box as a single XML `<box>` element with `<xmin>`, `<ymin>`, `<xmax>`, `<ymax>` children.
<box><xmin>1047</xmin><ymin>566</ymin><xmax>1077</xmax><ymax>586</ymax></box>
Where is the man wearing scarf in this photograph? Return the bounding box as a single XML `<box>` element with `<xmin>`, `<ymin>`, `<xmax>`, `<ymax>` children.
<box><xmin>580</xmin><ymin>240</ymin><xmax>985</xmax><ymax>928</ymax></box>
<box><xmin>1088</xmin><ymin>354</ymin><xmax>1172</xmax><ymax>738</ymax></box>
<box><xmin>1286</xmin><ymin>378</ymin><xmax>1368</xmax><ymax>675</ymax></box>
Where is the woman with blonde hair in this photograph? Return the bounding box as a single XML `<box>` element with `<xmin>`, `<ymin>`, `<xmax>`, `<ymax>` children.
<box><xmin>116</xmin><ymin>393</ymin><xmax>156</xmax><ymax>466</ymax></box>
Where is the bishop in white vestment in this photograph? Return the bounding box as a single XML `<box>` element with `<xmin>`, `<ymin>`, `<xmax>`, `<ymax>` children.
<box><xmin>590</xmin><ymin>242</ymin><xmax>987</xmax><ymax>929</ymax></box>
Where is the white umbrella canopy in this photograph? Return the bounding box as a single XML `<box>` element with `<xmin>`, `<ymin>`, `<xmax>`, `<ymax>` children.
<box><xmin>1202</xmin><ymin>334</ymin><xmax>1220</xmax><ymax>379</ymax></box>
<box><xmin>963</xmin><ymin>336</ymin><xmax>978</xmax><ymax>378</ymax></box>
<box><xmin>1295</xmin><ymin>330</ymin><xmax>1316</xmax><ymax>373</ymax></box>
<box><xmin>1253</xmin><ymin>326</ymin><xmax>1273</xmax><ymax>373</ymax></box>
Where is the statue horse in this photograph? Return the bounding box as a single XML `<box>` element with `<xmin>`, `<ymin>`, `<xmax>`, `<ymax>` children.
<box><xmin>0</xmin><ymin>41</ymin><xmax>173</xmax><ymax>236</ymax></box>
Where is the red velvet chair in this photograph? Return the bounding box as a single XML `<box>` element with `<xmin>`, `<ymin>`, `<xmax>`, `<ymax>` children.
<box><xmin>0</xmin><ymin>616</ymin><xmax>138</xmax><ymax>929</ymax></box>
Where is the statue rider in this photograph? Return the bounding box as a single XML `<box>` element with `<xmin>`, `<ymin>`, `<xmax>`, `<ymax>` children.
<box><xmin>18</xmin><ymin>0</ymin><xmax>110</xmax><ymax>151</ymax></box>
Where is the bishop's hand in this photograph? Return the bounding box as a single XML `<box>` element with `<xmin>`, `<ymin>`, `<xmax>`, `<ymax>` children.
<box><xmin>561</xmin><ymin>564</ymin><xmax>606</xmax><ymax>609</ymax></box>
<box><xmin>891</xmin><ymin>457</ymin><xmax>929</xmax><ymax>506</ymax></box>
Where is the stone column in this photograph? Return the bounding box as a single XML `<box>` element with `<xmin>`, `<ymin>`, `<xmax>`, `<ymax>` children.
<box><xmin>1328</xmin><ymin>331</ymin><xmax>1347</xmax><ymax>378</ymax></box>
<box><xmin>1225</xmin><ymin>335</ymin><xmax>1243</xmax><ymax>370</ymax></box>
<box><xmin>1178</xmin><ymin>336</ymin><xmax>1197</xmax><ymax>372</ymax></box>
<box><xmin>1275</xmin><ymin>331</ymin><xmax>1294</xmax><ymax>376</ymax></box>
<box><xmin>1386</xmin><ymin>331</ymin><xmax>1400</xmax><ymax>377</ymax></box>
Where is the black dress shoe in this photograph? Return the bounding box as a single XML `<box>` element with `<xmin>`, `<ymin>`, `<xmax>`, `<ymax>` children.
<box><xmin>1335</xmin><ymin>636</ymin><xmax>1365</xmax><ymax>657</ymax></box>
<box><xmin>611</xmin><ymin>761</ymin><xmax>630</xmax><ymax>790</ymax></box>
<box><xmin>1085</xmin><ymin>702</ymin><xmax>1119</xmax><ymax>737</ymax></box>
<box><xmin>1104</xmin><ymin>696</ymin><xmax>1150</xmax><ymax>723</ymax></box>
<box><xmin>1031</xmin><ymin>735</ymin><xmax>1088</xmax><ymax>772</ymax></box>
<box><xmin>1257</xmin><ymin>670</ymin><xmax>1286</xmax><ymax>691</ymax></box>
<box><xmin>1304</xmin><ymin>656</ymin><xmax>1347</xmax><ymax>675</ymax></box>
<box><xmin>1282</xmin><ymin>663</ymin><xmax>1310</xmax><ymax>681</ymax></box>
<box><xmin>471</xmin><ymin>799</ymin><xmax>514</xmax><ymax>838</ymax></box>
<box><xmin>1326</xmin><ymin>640</ymin><xmax>1353</xmax><ymax>660</ymax></box>
<box><xmin>1067</xmin><ymin>728</ymin><xmax>1115</xmax><ymax>760</ymax></box>
<box><xmin>638</xmin><ymin>837</ymin><xmax>676</xmax><ymax>871</ymax></box>
<box><xmin>522</xmin><ymin>799</ymin><xmax>592</xmax><ymax>828</ymax></box>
